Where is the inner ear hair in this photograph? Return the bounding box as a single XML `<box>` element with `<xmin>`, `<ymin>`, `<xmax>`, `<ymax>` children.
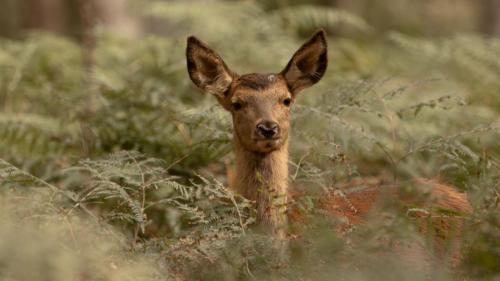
<box><xmin>186</xmin><ymin>36</ymin><xmax>235</xmax><ymax>97</ymax></box>
<box><xmin>280</xmin><ymin>29</ymin><xmax>328</xmax><ymax>95</ymax></box>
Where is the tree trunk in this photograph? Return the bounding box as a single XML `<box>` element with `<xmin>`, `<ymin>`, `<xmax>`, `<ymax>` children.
<box><xmin>94</xmin><ymin>0</ymin><xmax>140</xmax><ymax>38</ymax></box>
<box><xmin>22</xmin><ymin>0</ymin><xmax>68</xmax><ymax>34</ymax></box>
<box><xmin>0</xmin><ymin>0</ymin><xmax>139</xmax><ymax>39</ymax></box>
<box><xmin>0</xmin><ymin>0</ymin><xmax>22</xmax><ymax>38</ymax></box>
<box><xmin>482</xmin><ymin>0</ymin><xmax>500</xmax><ymax>36</ymax></box>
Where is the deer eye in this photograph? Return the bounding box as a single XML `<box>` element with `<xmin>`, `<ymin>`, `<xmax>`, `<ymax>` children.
<box><xmin>283</xmin><ymin>98</ymin><xmax>292</xmax><ymax>107</ymax></box>
<box><xmin>232</xmin><ymin>102</ymin><xmax>242</xmax><ymax>111</ymax></box>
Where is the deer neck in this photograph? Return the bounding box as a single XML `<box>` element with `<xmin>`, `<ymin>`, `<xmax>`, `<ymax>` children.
<box><xmin>233</xmin><ymin>137</ymin><xmax>289</xmax><ymax>234</ymax></box>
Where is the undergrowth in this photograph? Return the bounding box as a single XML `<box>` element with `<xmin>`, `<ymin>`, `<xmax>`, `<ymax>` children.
<box><xmin>0</xmin><ymin>1</ymin><xmax>498</xmax><ymax>280</ymax></box>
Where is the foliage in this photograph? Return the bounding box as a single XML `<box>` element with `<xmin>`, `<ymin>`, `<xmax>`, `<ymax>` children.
<box><xmin>0</xmin><ymin>0</ymin><xmax>499</xmax><ymax>280</ymax></box>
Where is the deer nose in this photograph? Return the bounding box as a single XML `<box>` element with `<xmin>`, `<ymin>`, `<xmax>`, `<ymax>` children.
<box><xmin>256</xmin><ymin>121</ymin><xmax>279</xmax><ymax>139</ymax></box>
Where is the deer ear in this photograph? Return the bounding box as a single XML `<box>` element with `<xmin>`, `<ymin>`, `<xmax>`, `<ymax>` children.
<box><xmin>280</xmin><ymin>29</ymin><xmax>328</xmax><ymax>95</ymax></box>
<box><xmin>186</xmin><ymin>36</ymin><xmax>236</xmax><ymax>98</ymax></box>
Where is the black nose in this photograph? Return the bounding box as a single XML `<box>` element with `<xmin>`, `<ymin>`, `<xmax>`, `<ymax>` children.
<box><xmin>256</xmin><ymin>121</ymin><xmax>279</xmax><ymax>139</ymax></box>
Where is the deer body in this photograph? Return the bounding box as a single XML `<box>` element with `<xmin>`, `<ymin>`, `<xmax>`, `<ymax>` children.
<box><xmin>186</xmin><ymin>31</ymin><xmax>328</xmax><ymax>235</ymax></box>
<box><xmin>185</xmin><ymin>31</ymin><xmax>471</xmax><ymax>255</ymax></box>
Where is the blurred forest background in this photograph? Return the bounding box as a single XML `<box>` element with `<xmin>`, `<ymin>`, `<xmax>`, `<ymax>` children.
<box><xmin>0</xmin><ymin>0</ymin><xmax>499</xmax><ymax>280</ymax></box>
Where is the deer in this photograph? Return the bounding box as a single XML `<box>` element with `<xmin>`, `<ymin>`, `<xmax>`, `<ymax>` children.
<box><xmin>185</xmin><ymin>30</ymin><xmax>472</xmax><ymax>265</ymax></box>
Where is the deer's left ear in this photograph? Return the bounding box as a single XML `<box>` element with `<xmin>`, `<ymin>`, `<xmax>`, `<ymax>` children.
<box><xmin>280</xmin><ymin>29</ymin><xmax>328</xmax><ymax>95</ymax></box>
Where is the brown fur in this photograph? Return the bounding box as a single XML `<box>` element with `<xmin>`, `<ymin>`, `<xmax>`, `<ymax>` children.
<box><xmin>288</xmin><ymin>177</ymin><xmax>472</xmax><ymax>268</ymax></box>
<box><xmin>186</xmin><ymin>30</ymin><xmax>328</xmax><ymax>237</ymax></box>
<box><xmin>185</xmin><ymin>30</ymin><xmax>472</xmax><ymax>264</ymax></box>
<box><xmin>234</xmin><ymin>141</ymin><xmax>289</xmax><ymax>236</ymax></box>
<box><xmin>237</xmin><ymin>73</ymin><xmax>277</xmax><ymax>90</ymax></box>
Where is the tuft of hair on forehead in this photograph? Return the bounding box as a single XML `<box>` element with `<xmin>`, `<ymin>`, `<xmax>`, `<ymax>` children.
<box><xmin>236</xmin><ymin>73</ymin><xmax>278</xmax><ymax>91</ymax></box>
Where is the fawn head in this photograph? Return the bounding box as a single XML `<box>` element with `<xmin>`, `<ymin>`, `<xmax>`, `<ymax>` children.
<box><xmin>186</xmin><ymin>30</ymin><xmax>327</xmax><ymax>153</ymax></box>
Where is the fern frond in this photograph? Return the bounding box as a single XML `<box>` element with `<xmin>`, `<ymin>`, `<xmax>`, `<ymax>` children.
<box><xmin>0</xmin><ymin>113</ymin><xmax>80</xmax><ymax>158</ymax></box>
<box><xmin>272</xmin><ymin>5</ymin><xmax>371</xmax><ymax>36</ymax></box>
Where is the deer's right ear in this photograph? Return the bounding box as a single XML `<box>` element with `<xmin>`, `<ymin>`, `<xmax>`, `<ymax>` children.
<box><xmin>186</xmin><ymin>36</ymin><xmax>236</xmax><ymax>98</ymax></box>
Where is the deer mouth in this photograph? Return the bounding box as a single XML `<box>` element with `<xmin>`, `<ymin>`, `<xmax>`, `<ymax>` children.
<box><xmin>254</xmin><ymin>136</ymin><xmax>281</xmax><ymax>143</ymax></box>
<box><xmin>256</xmin><ymin>136</ymin><xmax>280</xmax><ymax>141</ymax></box>
<box><xmin>254</xmin><ymin>137</ymin><xmax>282</xmax><ymax>152</ymax></box>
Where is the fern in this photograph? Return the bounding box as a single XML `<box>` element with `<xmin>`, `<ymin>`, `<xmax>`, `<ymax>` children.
<box><xmin>0</xmin><ymin>1</ymin><xmax>499</xmax><ymax>279</ymax></box>
<box><xmin>0</xmin><ymin>113</ymin><xmax>80</xmax><ymax>158</ymax></box>
<box><xmin>65</xmin><ymin>151</ymin><xmax>254</xmax><ymax>239</ymax></box>
<box><xmin>0</xmin><ymin>158</ymin><xmax>57</xmax><ymax>189</ymax></box>
<box><xmin>271</xmin><ymin>5</ymin><xmax>371</xmax><ymax>36</ymax></box>
<box><xmin>389</xmin><ymin>33</ymin><xmax>500</xmax><ymax>107</ymax></box>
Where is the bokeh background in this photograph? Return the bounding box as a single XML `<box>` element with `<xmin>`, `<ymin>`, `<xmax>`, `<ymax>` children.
<box><xmin>0</xmin><ymin>1</ymin><xmax>499</xmax><ymax>281</ymax></box>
